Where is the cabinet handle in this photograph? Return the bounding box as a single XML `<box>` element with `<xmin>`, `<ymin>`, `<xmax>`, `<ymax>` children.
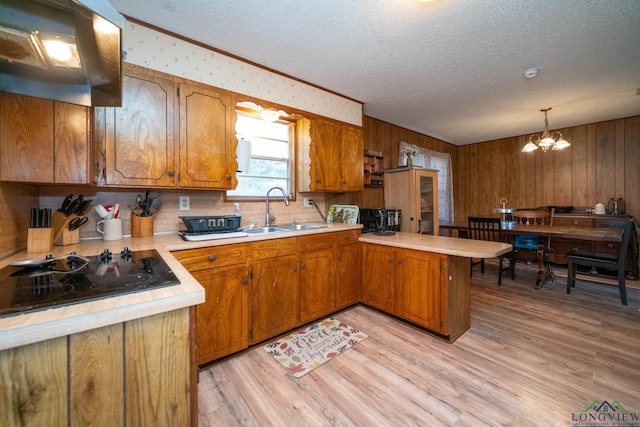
<box><xmin>208</xmin><ymin>254</ymin><xmax>216</xmax><ymax>262</ymax></box>
<box><xmin>337</xmin><ymin>255</ymin><xmax>342</xmax><ymax>261</ymax></box>
<box><xmin>316</xmin><ymin>178</ymin><xmax>320</xmax><ymax>183</ymax></box>
<box><xmin>168</xmin><ymin>170</ymin><xmax>175</xmax><ymax>177</ymax></box>
<box><xmin>292</xmin><ymin>266</ymin><xmax>297</xmax><ymax>272</ymax></box>
<box><xmin>300</xmin><ymin>263</ymin><xmax>306</xmax><ymax>269</ymax></box>
<box><xmin>388</xmin><ymin>257</ymin><xmax>393</xmax><ymax>263</ymax></box>
<box><xmin>345</xmin><ymin>236</ymin><xmax>352</xmax><ymax>241</ymax></box>
<box><xmin>226</xmin><ymin>175</ymin><xmax>232</xmax><ymax>180</ymax></box>
<box><xmin>608</xmin><ymin>243</ymin><xmax>614</xmax><ymax>248</ymax></box>
<box><xmin>242</xmin><ymin>277</ymin><xmax>248</xmax><ymax>284</ymax></box>
<box><xmin>397</xmin><ymin>259</ymin><xmax>403</xmax><ymax>264</ymax></box>
<box><xmin>573</xmin><ymin>221</ymin><xmax>578</xmax><ymax>226</ymax></box>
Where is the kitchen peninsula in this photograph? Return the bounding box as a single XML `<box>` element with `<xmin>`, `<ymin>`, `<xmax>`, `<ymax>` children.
<box><xmin>0</xmin><ymin>225</ymin><xmax>510</xmax><ymax>425</ymax></box>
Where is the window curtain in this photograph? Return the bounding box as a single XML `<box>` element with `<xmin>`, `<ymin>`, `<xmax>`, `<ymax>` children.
<box><xmin>399</xmin><ymin>141</ymin><xmax>454</xmax><ymax>222</ymax></box>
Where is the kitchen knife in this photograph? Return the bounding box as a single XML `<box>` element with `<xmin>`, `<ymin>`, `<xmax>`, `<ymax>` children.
<box><xmin>58</xmin><ymin>194</ymin><xmax>74</xmax><ymax>213</ymax></box>
<box><xmin>30</xmin><ymin>208</ymin><xmax>37</xmax><ymax>228</ymax></box>
<box><xmin>74</xmin><ymin>199</ymin><xmax>92</xmax><ymax>216</ymax></box>
<box><xmin>64</xmin><ymin>195</ymin><xmax>84</xmax><ymax>216</ymax></box>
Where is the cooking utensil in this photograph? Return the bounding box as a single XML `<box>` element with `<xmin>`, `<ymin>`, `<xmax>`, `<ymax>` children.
<box><xmin>94</xmin><ymin>204</ymin><xmax>109</xmax><ymax>219</ymax></box>
<box><xmin>150</xmin><ymin>198</ymin><xmax>162</xmax><ymax>215</ymax></box>
<box><xmin>68</xmin><ymin>216</ymin><xmax>88</xmax><ymax>231</ymax></box>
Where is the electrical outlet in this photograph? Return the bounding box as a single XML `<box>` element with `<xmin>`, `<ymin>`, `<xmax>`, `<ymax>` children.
<box><xmin>303</xmin><ymin>197</ymin><xmax>313</xmax><ymax>207</ymax></box>
<box><xmin>179</xmin><ymin>196</ymin><xmax>190</xmax><ymax>211</ymax></box>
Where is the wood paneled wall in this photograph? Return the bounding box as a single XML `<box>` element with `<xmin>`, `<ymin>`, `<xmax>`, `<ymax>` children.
<box><xmin>457</xmin><ymin>115</ymin><xmax>640</xmax><ymax>220</ymax></box>
<box><xmin>361</xmin><ymin>115</ymin><xmax>640</xmax><ymax>222</ymax></box>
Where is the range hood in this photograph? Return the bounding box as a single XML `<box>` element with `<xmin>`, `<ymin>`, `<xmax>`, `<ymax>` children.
<box><xmin>0</xmin><ymin>0</ymin><xmax>124</xmax><ymax>106</ymax></box>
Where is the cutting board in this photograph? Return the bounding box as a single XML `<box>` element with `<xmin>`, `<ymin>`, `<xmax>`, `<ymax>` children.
<box><xmin>326</xmin><ymin>205</ymin><xmax>359</xmax><ymax>224</ymax></box>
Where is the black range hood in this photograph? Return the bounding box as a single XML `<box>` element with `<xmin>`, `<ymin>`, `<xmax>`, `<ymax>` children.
<box><xmin>0</xmin><ymin>0</ymin><xmax>124</xmax><ymax>107</ymax></box>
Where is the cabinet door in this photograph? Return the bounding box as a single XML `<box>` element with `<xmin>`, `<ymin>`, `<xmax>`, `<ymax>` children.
<box><xmin>192</xmin><ymin>265</ymin><xmax>250</xmax><ymax>365</ymax></box>
<box><xmin>340</xmin><ymin>124</ymin><xmax>364</xmax><ymax>191</ymax></box>
<box><xmin>0</xmin><ymin>93</ymin><xmax>90</xmax><ymax>184</ymax></box>
<box><xmin>54</xmin><ymin>102</ymin><xmax>90</xmax><ymax>184</ymax></box>
<box><xmin>417</xmin><ymin>170</ymin><xmax>439</xmax><ymax>235</ymax></box>
<box><xmin>336</xmin><ymin>242</ymin><xmax>362</xmax><ymax>309</ymax></box>
<box><xmin>299</xmin><ymin>248</ymin><xmax>336</xmax><ymax>323</ymax></box>
<box><xmin>395</xmin><ymin>249</ymin><xmax>445</xmax><ymax>333</ymax></box>
<box><xmin>1</xmin><ymin>93</ymin><xmax>54</xmax><ymax>183</ymax></box>
<box><xmin>310</xmin><ymin>117</ymin><xmax>342</xmax><ymax>191</ymax></box>
<box><xmin>103</xmin><ymin>66</ymin><xmax>177</xmax><ymax>187</ymax></box>
<box><xmin>361</xmin><ymin>244</ymin><xmax>395</xmax><ymax>312</ymax></box>
<box><xmin>179</xmin><ymin>83</ymin><xmax>236</xmax><ymax>189</ymax></box>
<box><xmin>251</xmin><ymin>254</ymin><xmax>299</xmax><ymax>343</ymax></box>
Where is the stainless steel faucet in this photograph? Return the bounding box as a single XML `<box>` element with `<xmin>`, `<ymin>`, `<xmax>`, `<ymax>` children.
<box><xmin>265</xmin><ymin>186</ymin><xmax>290</xmax><ymax>226</ymax></box>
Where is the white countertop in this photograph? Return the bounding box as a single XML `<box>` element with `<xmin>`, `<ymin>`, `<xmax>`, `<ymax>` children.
<box><xmin>0</xmin><ymin>223</ymin><xmax>359</xmax><ymax>351</ymax></box>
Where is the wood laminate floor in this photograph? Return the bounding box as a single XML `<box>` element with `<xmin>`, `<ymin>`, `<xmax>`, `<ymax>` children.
<box><xmin>198</xmin><ymin>262</ymin><xmax>640</xmax><ymax>426</ymax></box>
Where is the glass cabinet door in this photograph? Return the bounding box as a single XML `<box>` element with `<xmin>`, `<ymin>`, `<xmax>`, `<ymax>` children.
<box><xmin>417</xmin><ymin>171</ymin><xmax>438</xmax><ymax>235</ymax></box>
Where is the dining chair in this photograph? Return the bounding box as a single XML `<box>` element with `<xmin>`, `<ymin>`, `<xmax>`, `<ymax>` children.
<box><xmin>566</xmin><ymin>218</ymin><xmax>635</xmax><ymax>305</ymax></box>
<box><xmin>467</xmin><ymin>217</ymin><xmax>515</xmax><ymax>286</ymax></box>
<box><xmin>513</xmin><ymin>210</ymin><xmax>555</xmax><ymax>283</ymax></box>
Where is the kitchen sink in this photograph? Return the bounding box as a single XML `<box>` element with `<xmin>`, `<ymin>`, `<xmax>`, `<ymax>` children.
<box><xmin>245</xmin><ymin>226</ymin><xmax>288</xmax><ymax>234</ymax></box>
<box><xmin>277</xmin><ymin>224</ymin><xmax>328</xmax><ymax>231</ymax></box>
<box><xmin>244</xmin><ymin>224</ymin><xmax>328</xmax><ymax>234</ymax></box>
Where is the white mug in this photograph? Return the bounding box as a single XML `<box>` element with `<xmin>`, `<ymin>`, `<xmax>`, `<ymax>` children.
<box><xmin>96</xmin><ymin>218</ymin><xmax>123</xmax><ymax>240</ymax></box>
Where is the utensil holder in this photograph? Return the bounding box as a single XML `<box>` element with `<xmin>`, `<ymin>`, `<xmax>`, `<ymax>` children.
<box><xmin>51</xmin><ymin>211</ymin><xmax>80</xmax><ymax>246</ymax></box>
<box><xmin>131</xmin><ymin>214</ymin><xmax>154</xmax><ymax>238</ymax></box>
<box><xmin>27</xmin><ymin>228</ymin><xmax>54</xmax><ymax>253</ymax></box>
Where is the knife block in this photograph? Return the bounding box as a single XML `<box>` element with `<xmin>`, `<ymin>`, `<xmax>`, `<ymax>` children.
<box><xmin>27</xmin><ymin>228</ymin><xmax>54</xmax><ymax>253</ymax></box>
<box><xmin>51</xmin><ymin>211</ymin><xmax>80</xmax><ymax>246</ymax></box>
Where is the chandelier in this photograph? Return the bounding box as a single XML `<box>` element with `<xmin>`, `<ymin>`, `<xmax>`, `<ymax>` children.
<box><xmin>521</xmin><ymin>107</ymin><xmax>570</xmax><ymax>152</ymax></box>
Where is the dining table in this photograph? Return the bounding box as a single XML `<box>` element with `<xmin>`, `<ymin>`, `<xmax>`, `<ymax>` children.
<box><xmin>439</xmin><ymin>221</ymin><xmax>624</xmax><ymax>289</ymax></box>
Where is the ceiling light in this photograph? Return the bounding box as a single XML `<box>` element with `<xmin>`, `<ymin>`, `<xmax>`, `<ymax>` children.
<box><xmin>260</xmin><ymin>107</ymin><xmax>280</xmax><ymax>122</ymax></box>
<box><xmin>522</xmin><ymin>108</ymin><xmax>570</xmax><ymax>153</ymax></box>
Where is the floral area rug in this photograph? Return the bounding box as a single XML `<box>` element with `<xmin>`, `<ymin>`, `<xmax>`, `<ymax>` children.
<box><xmin>263</xmin><ymin>318</ymin><xmax>368</xmax><ymax>378</ymax></box>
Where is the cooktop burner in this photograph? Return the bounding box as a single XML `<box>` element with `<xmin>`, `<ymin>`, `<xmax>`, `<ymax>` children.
<box><xmin>0</xmin><ymin>248</ymin><xmax>180</xmax><ymax>318</ymax></box>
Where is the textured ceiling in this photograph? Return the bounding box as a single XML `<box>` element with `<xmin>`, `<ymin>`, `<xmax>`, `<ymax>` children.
<box><xmin>109</xmin><ymin>0</ymin><xmax>640</xmax><ymax>146</ymax></box>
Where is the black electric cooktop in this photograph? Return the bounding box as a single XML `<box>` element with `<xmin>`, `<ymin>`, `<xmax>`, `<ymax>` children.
<box><xmin>0</xmin><ymin>248</ymin><xmax>180</xmax><ymax>318</ymax></box>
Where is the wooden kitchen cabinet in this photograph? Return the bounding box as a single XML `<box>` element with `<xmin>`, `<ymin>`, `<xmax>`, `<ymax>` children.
<box><xmin>94</xmin><ymin>64</ymin><xmax>238</xmax><ymax>189</ymax></box>
<box><xmin>385</xmin><ymin>167</ymin><xmax>439</xmax><ymax>235</ymax></box>
<box><xmin>362</xmin><ymin>243</ymin><xmax>470</xmax><ymax>341</ymax></box>
<box><xmin>299</xmin><ymin>234</ymin><xmax>337</xmax><ymax>323</ymax></box>
<box><xmin>174</xmin><ymin>244</ymin><xmax>250</xmax><ymax>365</ymax></box>
<box><xmin>336</xmin><ymin>230</ymin><xmax>362</xmax><ymax>309</ymax></box>
<box><xmin>95</xmin><ymin>64</ymin><xmax>178</xmax><ymax>187</ymax></box>
<box><xmin>362</xmin><ymin>243</ymin><xmax>395</xmax><ymax>312</ymax></box>
<box><xmin>394</xmin><ymin>249</ymin><xmax>446</xmax><ymax>333</ymax></box>
<box><xmin>298</xmin><ymin>117</ymin><xmax>364</xmax><ymax>192</ymax></box>
<box><xmin>250</xmin><ymin>238</ymin><xmax>300</xmax><ymax>343</ymax></box>
<box><xmin>0</xmin><ymin>92</ymin><xmax>90</xmax><ymax>184</ymax></box>
<box><xmin>178</xmin><ymin>83</ymin><xmax>237</xmax><ymax>189</ymax></box>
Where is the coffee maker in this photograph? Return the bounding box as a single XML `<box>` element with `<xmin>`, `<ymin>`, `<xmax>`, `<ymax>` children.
<box><xmin>359</xmin><ymin>208</ymin><xmax>402</xmax><ymax>235</ymax></box>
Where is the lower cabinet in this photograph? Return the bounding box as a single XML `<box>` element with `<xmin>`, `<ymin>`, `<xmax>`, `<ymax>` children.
<box><xmin>362</xmin><ymin>243</ymin><xmax>470</xmax><ymax>342</ymax></box>
<box><xmin>336</xmin><ymin>230</ymin><xmax>362</xmax><ymax>309</ymax></box>
<box><xmin>394</xmin><ymin>249</ymin><xmax>446</xmax><ymax>334</ymax></box>
<box><xmin>174</xmin><ymin>244</ymin><xmax>250</xmax><ymax>365</ymax></box>
<box><xmin>250</xmin><ymin>238</ymin><xmax>300</xmax><ymax>344</ymax></box>
<box><xmin>299</xmin><ymin>234</ymin><xmax>337</xmax><ymax>323</ymax></box>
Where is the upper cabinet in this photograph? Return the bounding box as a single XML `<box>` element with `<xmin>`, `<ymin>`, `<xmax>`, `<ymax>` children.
<box><xmin>298</xmin><ymin>117</ymin><xmax>363</xmax><ymax>192</ymax></box>
<box><xmin>0</xmin><ymin>92</ymin><xmax>90</xmax><ymax>184</ymax></box>
<box><xmin>178</xmin><ymin>83</ymin><xmax>237</xmax><ymax>189</ymax></box>
<box><xmin>94</xmin><ymin>64</ymin><xmax>237</xmax><ymax>189</ymax></box>
<box><xmin>95</xmin><ymin>65</ymin><xmax>177</xmax><ymax>187</ymax></box>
